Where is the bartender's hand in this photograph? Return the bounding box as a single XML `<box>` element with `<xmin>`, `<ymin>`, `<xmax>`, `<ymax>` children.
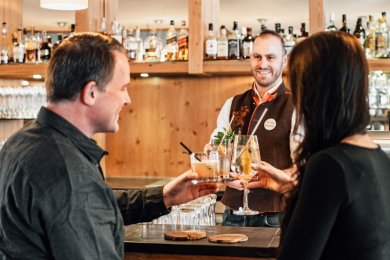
<box><xmin>247</xmin><ymin>162</ymin><xmax>299</xmax><ymax>197</ymax></box>
<box><xmin>223</xmin><ymin>172</ymin><xmax>244</xmax><ymax>190</ymax></box>
<box><xmin>203</xmin><ymin>143</ymin><xmax>213</xmax><ymax>155</ymax></box>
<box><xmin>163</xmin><ymin>170</ymin><xmax>220</xmax><ymax>208</ymax></box>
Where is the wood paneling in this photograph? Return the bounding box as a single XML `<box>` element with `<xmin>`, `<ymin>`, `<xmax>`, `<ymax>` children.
<box><xmin>0</xmin><ymin>0</ymin><xmax>22</xmax><ymax>46</ymax></box>
<box><xmin>125</xmin><ymin>253</ymin><xmax>273</xmax><ymax>260</ymax></box>
<box><xmin>188</xmin><ymin>0</ymin><xmax>204</xmax><ymax>74</ymax></box>
<box><xmin>0</xmin><ymin>64</ymin><xmax>47</xmax><ymax>79</ymax></box>
<box><xmin>309</xmin><ymin>0</ymin><xmax>324</xmax><ymax>34</ymax></box>
<box><xmin>0</xmin><ymin>120</ymin><xmax>23</xmax><ymax>141</ymax></box>
<box><xmin>104</xmin><ymin>75</ymin><xmax>253</xmax><ymax>177</ymax></box>
<box><xmin>75</xmin><ymin>0</ymin><xmax>118</xmax><ymax>33</ymax></box>
<box><xmin>130</xmin><ymin>61</ymin><xmax>188</xmax><ymax>75</ymax></box>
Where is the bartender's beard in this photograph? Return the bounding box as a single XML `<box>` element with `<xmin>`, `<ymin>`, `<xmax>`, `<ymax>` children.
<box><xmin>253</xmin><ymin>65</ymin><xmax>283</xmax><ymax>89</ymax></box>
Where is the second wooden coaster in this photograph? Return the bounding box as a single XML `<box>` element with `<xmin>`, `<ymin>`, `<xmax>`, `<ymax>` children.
<box><xmin>208</xmin><ymin>233</ymin><xmax>248</xmax><ymax>244</ymax></box>
<box><xmin>164</xmin><ymin>230</ymin><xmax>207</xmax><ymax>241</ymax></box>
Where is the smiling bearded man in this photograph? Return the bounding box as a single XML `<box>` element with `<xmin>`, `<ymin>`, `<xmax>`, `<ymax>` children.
<box><xmin>207</xmin><ymin>30</ymin><xmax>296</xmax><ymax>227</ymax></box>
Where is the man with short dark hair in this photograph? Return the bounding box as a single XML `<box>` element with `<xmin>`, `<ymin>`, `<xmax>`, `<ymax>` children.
<box><xmin>0</xmin><ymin>32</ymin><xmax>218</xmax><ymax>259</ymax></box>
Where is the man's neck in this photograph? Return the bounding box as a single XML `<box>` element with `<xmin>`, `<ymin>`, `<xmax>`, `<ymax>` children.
<box><xmin>46</xmin><ymin>102</ymin><xmax>94</xmax><ymax>138</ymax></box>
<box><xmin>254</xmin><ymin>77</ymin><xmax>283</xmax><ymax>98</ymax></box>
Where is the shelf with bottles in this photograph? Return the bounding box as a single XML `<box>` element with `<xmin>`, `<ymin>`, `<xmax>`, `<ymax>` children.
<box><xmin>202</xmin><ymin>58</ymin><xmax>390</xmax><ymax>75</ymax></box>
<box><xmin>1</xmin><ymin>57</ymin><xmax>390</xmax><ymax>78</ymax></box>
<box><xmin>325</xmin><ymin>10</ymin><xmax>390</xmax><ymax>59</ymax></box>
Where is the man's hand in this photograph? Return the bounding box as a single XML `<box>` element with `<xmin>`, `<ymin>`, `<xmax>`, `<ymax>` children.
<box><xmin>246</xmin><ymin>162</ymin><xmax>299</xmax><ymax>197</ymax></box>
<box><xmin>163</xmin><ymin>170</ymin><xmax>220</xmax><ymax>208</ymax></box>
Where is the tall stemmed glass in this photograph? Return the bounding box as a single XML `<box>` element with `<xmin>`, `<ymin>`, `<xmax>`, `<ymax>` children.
<box><xmin>231</xmin><ymin>135</ymin><xmax>261</xmax><ymax>215</ymax></box>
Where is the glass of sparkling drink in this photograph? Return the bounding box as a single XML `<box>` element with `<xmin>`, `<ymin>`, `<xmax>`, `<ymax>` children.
<box><xmin>231</xmin><ymin>135</ymin><xmax>261</xmax><ymax>215</ymax></box>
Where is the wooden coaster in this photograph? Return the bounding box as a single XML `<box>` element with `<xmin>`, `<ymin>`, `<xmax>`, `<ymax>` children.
<box><xmin>208</xmin><ymin>234</ymin><xmax>248</xmax><ymax>244</ymax></box>
<box><xmin>164</xmin><ymin>230</ymin><xmax>207</xmax><ymax>241</ymax></box>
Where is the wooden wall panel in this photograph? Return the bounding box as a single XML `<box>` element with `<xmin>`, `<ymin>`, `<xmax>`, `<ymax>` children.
<box><xmin>309</xmin><ymin>0</ymin><xmax>324</xmax><ymax>34</ymax></box>
<box><xmin>75</xmin><ymin>0</ymin><xmax>118</xmax><ymax>33</ymax></box>
<box><xmin>105</xmin><ymin>75</ymin><xmax>253</xmax><ymax>177</ymax></box>
<box><xmin>0</xmin><ymin>120</ymin><xmax>24</xmax><ymax>141</ymax></box>
<box><xmin>188</xmin><ymin>0</ymin><xmax>220</xmax><ymax>74</ymax></box>
<box><xmin>0</xmin><ymin>0</ymin><xmax>22</xmax><ymax>44</ymax></box>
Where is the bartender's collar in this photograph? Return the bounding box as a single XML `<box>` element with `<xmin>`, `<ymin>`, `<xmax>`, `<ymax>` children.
<box><xmin>253</xmin><ymin>78</ymin><xmax>283</xmax><ymax>100</ymax></box>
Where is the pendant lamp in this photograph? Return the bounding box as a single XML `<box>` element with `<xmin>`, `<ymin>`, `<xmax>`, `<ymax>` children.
<box><xmin>40</xmin><ymin>0</ymin><xmax>88</xmax><ymax>10</ymax></box>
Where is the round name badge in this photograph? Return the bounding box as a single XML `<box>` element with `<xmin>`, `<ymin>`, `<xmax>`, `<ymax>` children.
<box><xmin>264</xmin><ymin>118</ymin><xmax>276</xmax><ymax>131</ymax></box>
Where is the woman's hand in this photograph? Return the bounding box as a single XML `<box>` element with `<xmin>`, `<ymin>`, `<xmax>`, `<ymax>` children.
<box><xmin>246</xmin><ymin>162</ymin><xmax>299</xmax><ymax>197</ymax></box>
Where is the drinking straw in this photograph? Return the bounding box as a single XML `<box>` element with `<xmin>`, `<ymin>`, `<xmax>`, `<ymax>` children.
<box><xmin>237</xmin><ymin>108</ymin><xmax>268</xmax><ymax>157</ymax></box>
<box><xmin>180</xmin><ymin>142</ymin><xmax>201</xmax><ymax>161</ymax></box>
<box><xmin>248</xmin><ymin>108</ymin><xmax>268</xmax><ymax>141</ymax></box>
<box><xmin>216</xmin><ymin>115</ymin><xmax>235</xmax><ymax>152</ymax></box>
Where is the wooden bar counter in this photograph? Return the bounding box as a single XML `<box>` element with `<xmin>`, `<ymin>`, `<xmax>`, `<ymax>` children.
<box><xmin>124</xmin><ymin>224</ymin><xmax>279</xmax><ymax>259</ymax></box>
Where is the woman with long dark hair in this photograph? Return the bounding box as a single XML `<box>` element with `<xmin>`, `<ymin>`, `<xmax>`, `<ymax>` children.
<box><xmin>271</xmin><ymin>31</ymin><xmax>390</xmax><ymax>259</ymax></box>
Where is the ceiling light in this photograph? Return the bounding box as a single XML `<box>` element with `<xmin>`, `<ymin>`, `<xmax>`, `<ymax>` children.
<box><xmin>21</xmin><ymin>80</ymin><xmax>29</xmax><ymax>86</ymax></box>
<box><xmin>40</xmin><ymin>0</ymin><xmax>88</xmax><ymax>11</ymax></box>
<box><xmin>140</xmin><ymin>73</ymin><xmax>149</xmax><ymax>78</ymax></box>
<box><xmin>32</xmin><ymin>74</ymin><xmax>43</xmax><ymax>80</ymax></box>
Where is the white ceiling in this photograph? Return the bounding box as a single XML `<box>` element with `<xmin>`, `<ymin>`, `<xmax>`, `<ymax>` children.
<box><xmin>23</xmin><ymin>0</ymin><xmax>390</xmax><ymax>34</ymax></box>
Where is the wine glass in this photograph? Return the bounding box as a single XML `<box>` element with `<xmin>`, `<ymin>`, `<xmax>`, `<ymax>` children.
<box><xmin>231</xmin><ymin>135</ymin><xmax>261</xmax><ymax>215</ymax></box>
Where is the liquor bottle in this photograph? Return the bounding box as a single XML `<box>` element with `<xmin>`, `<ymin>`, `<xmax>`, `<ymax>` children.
<box><xmin>121</xmin><ymin>27</ymin><xmax>127</xmax><ymax>46</ymax></box>
<box><xmin>239</xmin><ymin>26</ymin><xmax>246</xmax><ymax>58</ymax></box>
<box><xmin>217</xmin><ymin>25</ymin><xmax>228</xmax><ymax>59</ymax></box>
<box><xmin>279</xmin><ymin>28</ymin><xmax>286</xmax><ymax>43</ymax></box>
<box><xmin>300</xmin><ymin>23</ymin><xmax>308</xmax><ymax>37</ymax></box>
<box><xmin>0</xmin><ymin>22</ymin><xmax>9</xmax><ymax>64</ymax></box>
<box><xmin>111</xmin><ymin>18</ymin><xmax>122</xmax><ymax>44</ymax></box>
<box><xmin>339</xmin><ymin>14</ymin><xmax>350</xmax><ymax>34</ymax></box>
<box><xmin>228</xmin><ymin>21</ymin><xmax>240</xmax><ymax>60</ymax></box>
<box><xmin>258</xmin><ymin>19</ymin><xmax>267</xmax><ymax>34</ymax></box>
<box><xmin>124</xmin><ymin>29</ymin><xmax>137</xmax><ymax>61</ymax></box>
<box><xmin>34</xmin><ymin>32</ymin><xmax>42</xmax><ymax>63</ymax></box>
<box><xmin>242</xmin><ymin>26</ymin><xmax>254</xmax><ymax>59</ymax></box>
<box><xmin>39</xmin><ymin>31</ymin><xmax>51</xmax><ymax>62</ymax></box>
<box><xmin>52</xmin><ymin>34</ymin><xmax>62</xmax><ymax>52</ymax></box>
<box><xmin>365</xmin><ymin>15</ymin><xmax>376</xmax><ymax>58</ymax></box>
<box><xmin>166</xmin><ymin>20</ymin><xmax>178</xmax><ymax>61</ymax></box>
<box><xmin>275</xmin><ymin>23</ymin><xmax>281</xmax><ymax>34</ymax></box>
<box><xmin>100</xmin><ymin>17</ymin><xmax>107</xmax><ymax>35</ymax></box>
<box><xmin>326</xmin><ymin>12</ymin><xmax>338</xmax><ymax>31</ymax></box>
<box><xmin>25</xmin><ymin>27</ymin><xmax>37</xmax><ymax>63</ymax></box>
<box><xmin>297</xmin><ymin>23</ymin><xmax>308</xmax><ymax>43</ymax></box>
<box><xmin>144</xmin><ymin>29</ymin><xmax>162</xmax><ymax>62</ymax></box>
<box><xmin>353</xmin><ymin>18</ymin><xmax>366</xmax><ymax>49</ymax></box>
<box><xmin>70</xmin><ymin>24</ymin><xmax>75</xmax><ymax>37</ymax></box>
<box><xmin>135</xmin><ymin>26</ymin><xmax>144</xmax><ymax>62</ymax></box>
<box><xmin>13</xmin><ymin>29</ymin><xmax>25</xmax><ymax>63</ymax></box>
<box><xmin>260</xmin><ymin>24</ymin><xmax>267</xmax><ymax>33</ymax></box>
<box><xmin>177</xmin><ymin>20</ymin><xmax>189</xmax><ymax>61</ymax></box>
<box><xmin>376</xmin><ymin>11</ymin><xmax>389</xmax><ymax>58</ymax></box>
<box><xmin>204</xmin><ymin>23</ymin><xmax>217</xmax><ymax>60</ymax></box>
<box><xmin>284</xmin><ymin>26</ymin><xmax>296</xmax><ymax>54</ymax></box>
